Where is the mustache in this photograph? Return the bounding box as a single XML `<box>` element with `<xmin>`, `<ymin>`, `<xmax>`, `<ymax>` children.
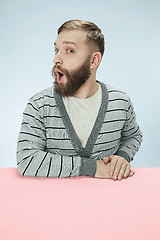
<box><xmin>52</xmin><ymin>64</ymin><xmax>71</xmax><ymax>82</ymax></box>
<box><xmin>52</xmin><ymin>65</ymin><xmax>67</xmax><ymax>75</ymax></box>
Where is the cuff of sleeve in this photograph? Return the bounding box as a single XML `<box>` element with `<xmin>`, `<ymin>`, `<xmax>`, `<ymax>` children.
<box><xmin>79</xmin><ymin>157</ymin><xmax>97</xmax><ymax>177</ymax></box>
<box><xmin>115</xmin><ymin>150</ymin><xmax>131</xmax><ymax>163</ymax></box>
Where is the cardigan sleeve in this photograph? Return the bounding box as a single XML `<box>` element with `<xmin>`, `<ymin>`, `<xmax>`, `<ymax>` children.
<box><xmin>16</xmin><ymin>98</ymin><xmax>97</xmax><ymax>178</ymax></box>
<box><xmin>115</xmin><ymin>97</ymin><xmax>143</xmax><ymax>162</ymax></box>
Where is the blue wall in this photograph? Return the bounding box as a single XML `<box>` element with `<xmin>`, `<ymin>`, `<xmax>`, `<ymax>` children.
<box><xmin>0</xmin><ymin>0</ymin><xmax>159</xmax><ymax>167</ymax></box>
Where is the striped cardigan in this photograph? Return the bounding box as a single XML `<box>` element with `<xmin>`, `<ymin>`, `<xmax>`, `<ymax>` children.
<box><xmin>16</xmin><ymin>80</ymin><xmax>143</xmax><ymax>178</ymax></box>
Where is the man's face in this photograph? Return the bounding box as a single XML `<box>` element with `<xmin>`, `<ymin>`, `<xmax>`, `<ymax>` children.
<box><xmin>52</xmin><ymin>30</ymin><xmax>92</xmax><ymax>97</ymax></box>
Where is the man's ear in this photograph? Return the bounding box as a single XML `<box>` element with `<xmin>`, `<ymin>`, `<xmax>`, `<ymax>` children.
<box><xmin>90</xmin><ymin>52</ymin><xmax>102</xmax><ymax>69</ymax></box>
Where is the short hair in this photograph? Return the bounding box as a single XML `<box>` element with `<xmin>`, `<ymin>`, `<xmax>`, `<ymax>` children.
<box><xmin>58</xmin><ymin>19</ymin><xmax>105</xmax><ymax>58</ymax></box>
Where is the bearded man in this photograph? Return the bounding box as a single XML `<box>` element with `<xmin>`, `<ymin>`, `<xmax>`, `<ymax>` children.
<box><xmin>16</xmin><ymin>20</ymin><xmax>143</xmax><ymax>181</ymax></box>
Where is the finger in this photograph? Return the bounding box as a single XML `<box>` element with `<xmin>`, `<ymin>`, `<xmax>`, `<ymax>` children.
<box><xmin>129</xmin><ymin>170</ymin><xmax>135</xmax><ymax>176</ymax></box>
<box><xmin>110</xmin><ymin>159</ymin><xmax>118</xmax><ymax>176</ymax></box>
<box><xmin>123</xmin><ymin>165</ymin><xmax>131</xmax><ymax>178</ymax></box>
<box><xmin>113</xmin><ymin>161</ymin><xmax>123</xmax><ymax>180</ymax></box>
<box><xmin>118</xmin><ymin>163</ymin><xmax>127</xmax><ymax>180</ymax></box>
<box><xmin>103</xmin><ymin>156</ymin><xmax>110</xmax><ymax>164</ymax></box>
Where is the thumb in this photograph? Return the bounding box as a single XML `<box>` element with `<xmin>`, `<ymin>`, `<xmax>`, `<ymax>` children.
<box><xmin>103</xmin><ymin>156</ymin><xmax>110</xmax><ymax>164</ymax></box>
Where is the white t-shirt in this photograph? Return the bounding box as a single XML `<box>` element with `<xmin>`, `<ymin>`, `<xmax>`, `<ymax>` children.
<box><xmin>62</xmin><ymin>83</ymin><xmax>102</xmax><ymax>148</ymax></box>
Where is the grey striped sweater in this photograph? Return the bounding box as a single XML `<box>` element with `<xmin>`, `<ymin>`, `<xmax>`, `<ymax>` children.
<box><xmin>16</xmin><ymin>81</ymin><xmax>143</xmax><ymax>177</ymax></box>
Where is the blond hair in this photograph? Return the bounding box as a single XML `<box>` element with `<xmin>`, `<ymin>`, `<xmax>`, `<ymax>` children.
<box><xmin>58</xmin><ymin>19</ymin><xmax>105</xmax><ymax>57</ymax></box>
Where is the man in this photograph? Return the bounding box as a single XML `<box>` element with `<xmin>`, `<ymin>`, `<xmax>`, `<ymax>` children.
<box><xmin>16</xmin><ymin>20</ymin><xmax>143</xmax><ymax>181</ymax></box>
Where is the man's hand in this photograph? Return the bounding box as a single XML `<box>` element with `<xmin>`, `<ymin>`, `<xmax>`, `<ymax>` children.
<box><xmin>103</xmin><ymin>155</ymin><xmax>135</xmax><ymax>181</ymax></box>
<box><xmin>95</xmin><ymin>160</ymin><xmax>113</xmax><ymax>179</ymax></box>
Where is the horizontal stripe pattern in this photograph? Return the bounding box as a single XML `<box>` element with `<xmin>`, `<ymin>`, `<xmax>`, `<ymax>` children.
<box><xmin>16</xmin><ymin>83</ymin><xmax>143</xmax><ymax>177</ymax></box>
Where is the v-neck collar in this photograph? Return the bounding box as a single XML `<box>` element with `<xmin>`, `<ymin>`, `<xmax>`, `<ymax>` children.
<box><xmin>54</xmin><ymin>80</ymin><xmax>109</xmax><ymax>158</ymax></box>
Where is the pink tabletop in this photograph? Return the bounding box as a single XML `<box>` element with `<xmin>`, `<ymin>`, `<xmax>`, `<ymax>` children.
<box><xmin>0</xmin><ymin>168</ymin><xmax>160</xmax><ymax>240</ymax></box>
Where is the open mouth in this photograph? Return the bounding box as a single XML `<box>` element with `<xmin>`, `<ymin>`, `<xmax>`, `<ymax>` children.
<box><xmin>56</xmin><ymin>70</ymin><xmax>64</xmax><ymax>84</ymax></box>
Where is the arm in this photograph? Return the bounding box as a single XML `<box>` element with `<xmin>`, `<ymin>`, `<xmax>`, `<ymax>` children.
<box><xmin>16</xmin><ymin>97</ymin><xmax>96</xmax><ymax>178</ymax></box>
<box><xmin>102</xmin><ymin>97</ymin><xmax>142</xmax><ymax>180</ymax></box>
<box><xmin>115</xmin><ymin>97</ymin><xmax>143</xmax><ymax>162</ymax></box>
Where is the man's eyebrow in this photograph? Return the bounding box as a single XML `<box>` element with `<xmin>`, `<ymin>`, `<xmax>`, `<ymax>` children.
<box><xmin>54</xmin><ymin>41</ymin><xmax>77</xmax><ymax>47</ymax></box>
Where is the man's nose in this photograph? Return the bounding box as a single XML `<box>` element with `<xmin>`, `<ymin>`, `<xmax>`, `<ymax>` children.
<box><xmin>53</xmin><ymin>51</ymin><xmax>63</xmax><ymax>65</ymax></box>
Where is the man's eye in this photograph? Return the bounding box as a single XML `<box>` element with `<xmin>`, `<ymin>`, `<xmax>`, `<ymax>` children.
<box><xmin>54</xmin><ymin>49</ymin><xmax>59</xmax><ymax>54</ymax></box>
<box><xmin>67</xmin><ymin>49</ymin><xmax>74</xmax><ymax>53</ymax></box>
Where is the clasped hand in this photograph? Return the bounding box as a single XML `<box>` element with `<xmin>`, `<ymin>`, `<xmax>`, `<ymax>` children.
<box><xmin>103</xmin><ymin>155</ymin><xmax>135</xmax><ymax>181</ymax></box>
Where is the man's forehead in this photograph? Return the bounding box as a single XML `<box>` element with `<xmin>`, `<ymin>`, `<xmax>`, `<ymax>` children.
<box><xmin>54</xmin><ymin>30</ymin><xmax>87</xmax><ymax>46</ymax></box>
<box><xmin>54</xmin><ymin>40</ymin><xmax>78</xmax><ymax>48</ymax></box>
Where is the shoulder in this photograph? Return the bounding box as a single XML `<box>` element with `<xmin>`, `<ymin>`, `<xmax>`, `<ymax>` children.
<box><xmin>30</xmin><ymin>86</ymin><xmax>54</xmax><ymax>100</ymax></box>
<box><xmin>100</xmin><ymin>82</ymin><xmax>132</xmax><ymax>111</ymax></box>
<box><xmin>103</xmin><ymin>83</ymin><xmax>130</xmax><ymax>102</ymax></box>
<box><xmin>28</xmin><ymin>86</ymin><xmax>56</xmax><ymax>107</ymax></box>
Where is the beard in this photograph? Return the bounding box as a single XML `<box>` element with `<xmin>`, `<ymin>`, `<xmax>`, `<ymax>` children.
<box><xmin>51</xmin><ymin>54</ymin><xmax>92</xmax><ymax>97</ymax></box>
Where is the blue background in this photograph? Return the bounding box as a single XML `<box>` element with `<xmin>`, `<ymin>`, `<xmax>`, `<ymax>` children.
<box><xmin>0</xmin><ymin>0</ymin><xmax>159</xmax><ymax>167</ymax></box>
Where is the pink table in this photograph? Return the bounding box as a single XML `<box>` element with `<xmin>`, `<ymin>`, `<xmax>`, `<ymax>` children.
<box><xmin>0</xmin><ymin>168</ymin><xmax>160</xmax><ymax>240</ymax></box>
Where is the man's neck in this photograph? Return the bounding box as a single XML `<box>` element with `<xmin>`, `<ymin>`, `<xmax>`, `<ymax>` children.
<box><xmin>73</xmin><ymin>76</ymin><xmax>99</xmax><ymax>99</ymax></box>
